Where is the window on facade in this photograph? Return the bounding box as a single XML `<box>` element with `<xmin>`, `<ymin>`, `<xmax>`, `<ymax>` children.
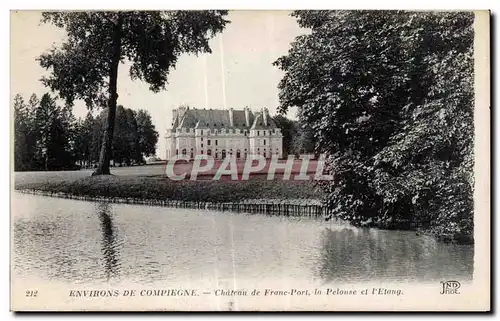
<box><xmin>257</xmin><ymin>130</ymin><xmax>260</xmax><ymax>136</ymax></box>
<box><xmin>207</xmin><ymin>149</ymin><xmax>212</xmax><ymax>156</ymax></box>
<box><xmin>182</xmin><ymin>149</ymin><xmax>187</xmax><ymax>155</ymax></box>
<box><xmin>176</xmin><ymin>149</ymin><xmax>178</xmax><ymax>155</ymax></box>
<box><xmin>201</xmin><ymin>137</ymin><xmax>203</xmax><ymax>141</ymax></box>
<box><xmin>201</xmin><ymin>130</ymin><xmax>204</xmax><ymax>135</ymax></box>
<box><xmin>201</xmin><ymin>150</ymin><xmax>204</xmax><ymax>154</ymax></box>
<box><xmin>215</xmin><ymin>140</ymin><xmax>218</xmax><ymax>146</ymax></box>
<box><xmin>201</xmin><ymin>143</ymin><xmax>204</xmax><ymax>148</ymax></box>
<box><xmin>263</xmin><ymin>139</ymin><xmax>266</xmax><ymax>146</ymax></box>
<box><xmin>208</xmin><ymin>140</ymin><xmax>211</xmax><ymax>146</ymax></box>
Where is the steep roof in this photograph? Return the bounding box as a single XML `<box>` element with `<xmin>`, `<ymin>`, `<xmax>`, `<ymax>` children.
<box><xmin>172</xmin><ymin>108</ymin><xmax>261</xmax><ymax>130</ymax></box>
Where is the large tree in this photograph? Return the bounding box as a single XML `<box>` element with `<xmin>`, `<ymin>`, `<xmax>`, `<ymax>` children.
<box><xmin>275</xmin><ymin>11</ymin><xmax>474</xmax><ymax>242</ymax></box>
<box><xmin>39</xmin><ymin>11</ymin><xmax>229</xmax><ymax>175</ymax></box>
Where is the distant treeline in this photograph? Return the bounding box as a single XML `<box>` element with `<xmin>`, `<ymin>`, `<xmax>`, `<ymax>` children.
<box><xmin>14</xmin><ymin>92</ymin><xmax>159</xmax><ymax>171</ymax></box>
<box><xmin>272</xmin><ymin>115</ymin><xmax>317</xmax><ymax>157</ymax></box>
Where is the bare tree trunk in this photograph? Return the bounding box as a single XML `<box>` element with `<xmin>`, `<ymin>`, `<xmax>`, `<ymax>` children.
<box><xmin>93</xmin><ymin>15</ymin><xmax>123</xmax><ymax>176</ymax></box>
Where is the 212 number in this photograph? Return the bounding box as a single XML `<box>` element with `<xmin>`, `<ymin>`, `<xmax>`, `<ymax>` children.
<box><xmin>25</xmin><ymin>290</ymin><xmax>38</xmax><ymax>297</ymax></box>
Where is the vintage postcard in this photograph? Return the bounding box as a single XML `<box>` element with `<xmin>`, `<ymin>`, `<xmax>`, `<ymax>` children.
<box><xmin>10</xmin><ymin>10</ymin><xmax>490</xmax><ymax>311</ymax></box>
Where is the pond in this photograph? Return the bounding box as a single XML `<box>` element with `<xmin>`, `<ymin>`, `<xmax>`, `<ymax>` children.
<box><xmin>12</xmin><ymin>192</ymin><xmax>473</xmax><ymax>286</ymax></box>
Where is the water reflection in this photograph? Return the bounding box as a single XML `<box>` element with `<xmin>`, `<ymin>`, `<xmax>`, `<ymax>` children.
<box><xmin>317</xmin><ymin>227</ymin><xmax>473</xmax><ymax>283</ymax></box>
<box><xmin>96</xmin><ymin>203</ymin><xmax>121</xmax><ymax>280</ymax></box>
<box><xmin>12</xmin><ymin>193</ymin><xmax>474</xmax><ymax>284</ymax></box>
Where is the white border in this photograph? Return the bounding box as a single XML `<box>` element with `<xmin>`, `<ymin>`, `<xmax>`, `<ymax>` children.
<box><xmin>3</xmin><ymin>0</ymin><xmax>496</xmax><ymax>319</ymax></box>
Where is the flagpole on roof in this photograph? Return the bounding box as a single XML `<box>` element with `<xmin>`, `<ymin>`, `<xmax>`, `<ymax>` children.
<box><xmin>219</xmin><ymin>33</ymin><xmax>227</xmax><ymax>110</ymax></box>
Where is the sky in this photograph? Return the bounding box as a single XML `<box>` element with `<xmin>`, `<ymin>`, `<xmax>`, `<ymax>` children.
<box><xmin>10</xmin><ymin>11</ymin><xmax>307</xmax><ymax>156</ymax></box>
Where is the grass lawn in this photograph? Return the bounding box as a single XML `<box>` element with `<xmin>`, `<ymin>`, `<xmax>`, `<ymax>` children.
<box><xmin>14</xmin><ymin>174</ymin><xmax>325</xmax><ymax>203</ymax></box>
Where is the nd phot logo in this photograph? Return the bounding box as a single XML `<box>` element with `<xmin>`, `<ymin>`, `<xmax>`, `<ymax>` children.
<box><xmin>440</xmin><ymin>280</ymin><xmax>461</xmax><ymax>295</ymax></box>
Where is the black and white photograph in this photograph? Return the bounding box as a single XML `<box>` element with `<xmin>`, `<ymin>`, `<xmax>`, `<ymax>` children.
<box><xmin>10</xmin><ymin>9</ymin><xmax>490</xmax><ymax>311</ymax></box>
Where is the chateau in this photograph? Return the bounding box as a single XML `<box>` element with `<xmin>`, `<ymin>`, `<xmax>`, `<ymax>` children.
<box><xmin>165</xmin><ymin>106</ymin><xmax>283</xmax><ymax>160</ymax></box>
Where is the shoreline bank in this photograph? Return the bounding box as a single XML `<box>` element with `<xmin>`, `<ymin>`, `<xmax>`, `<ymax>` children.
<box><xmin>13</xmin><ymin>174</ymin><xmax>473</xmax><ymax>245</ymax></box>
<box><xmin>15</xmin><ymin>188</ymin><xmax>327</xmax><ymax>217</ymax></box>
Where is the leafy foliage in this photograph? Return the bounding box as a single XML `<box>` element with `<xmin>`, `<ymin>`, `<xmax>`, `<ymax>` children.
<box><xmin>38</xmin><ymin>11</ymin><xmax>229</xmax><ymax>108</ymax></box>
<box><xmin>275</xmin><ymin>11</ymin><xmax>474</xmax><ymax>243</ymax></box>
<box><xmin>136</xmin><ymin>109</ymin><xmax>159</xmax><ymax>157</ymax></box>
<box><xmin>14</xmin><ymin>93</ymin><xmax>76</xmax><ymax>171</ymax></box>
<box><xmin>38</xmin><ymin>11</ymin><xmax>229</xmax><ymax>174</ymax></box>
<box><xmin>272</xmin><ymin>115</ymin><xmax>296</xmax><ymax>156</ymax></box>
<box><xmin>13</xmin><ymin>93</ymin><xmax>160</xmax><ymax>170</ymax></box>
<box><xmin>273</xmin><ymin>114</ymin><xmax>318</xmax><ymax>156</ymax></box>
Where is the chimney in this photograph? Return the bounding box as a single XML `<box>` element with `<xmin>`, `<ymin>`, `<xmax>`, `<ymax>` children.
<box><xmin>263</xmin><ymin>107</ymin><xmax>268</xmax><ymax>126</ymax></box>
<box><xmin>229</xmin><ymin>108</ymin><xmax>234</xmax><ymax>127</ymax></box>
<box><xmin>178</xmin><ymin>105</ymin><xmax>188</xmax><ymax>120</ymax></box>
<box><xmin>244</xmin><ymin>106</ymin><xmax>250</xmax><ymax>127</ymax></box>
<box><xmin>172</xmin><ymin>109</ymin><xmax>178</xmax><ymax>125</ymax></box>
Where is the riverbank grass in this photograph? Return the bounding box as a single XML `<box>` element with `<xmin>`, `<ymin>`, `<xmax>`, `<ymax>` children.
<box><xmin>14</xmin><ymin>175</ymin><xmax>324</xmax><ymax>204</ymax></box>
